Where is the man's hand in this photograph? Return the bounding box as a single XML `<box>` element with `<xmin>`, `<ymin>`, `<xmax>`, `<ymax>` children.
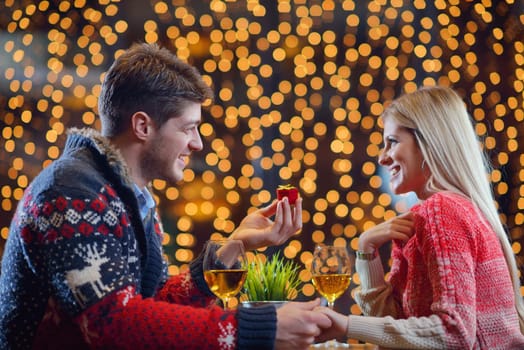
<box><xmin>275</xmin><ymin>299</ymin><xmax>332</xmax><ymax>350</ymax></box>
<box><xmin>230</xmin><ymin>197</ymin><xmax>303</xmax><ymax>251</ymax></box>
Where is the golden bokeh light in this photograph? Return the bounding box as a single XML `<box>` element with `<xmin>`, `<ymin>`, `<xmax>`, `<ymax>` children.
<box><xmin>0</xmin><ymin>0</ymin><xmax>523</xmax><ymax>315</ymax></box>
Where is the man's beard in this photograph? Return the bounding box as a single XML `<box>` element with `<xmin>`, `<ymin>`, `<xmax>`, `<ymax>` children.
<box><xmin>139</xmin><ymin>138</ymin><xmax>179</xmax><ymax>185</ymax></box>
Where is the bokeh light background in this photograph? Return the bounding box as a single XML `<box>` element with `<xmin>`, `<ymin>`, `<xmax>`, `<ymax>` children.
<box><xmin>1</xmin><ymin>0</ymin><xmax>524</xmax><ymax>316</ymax></box>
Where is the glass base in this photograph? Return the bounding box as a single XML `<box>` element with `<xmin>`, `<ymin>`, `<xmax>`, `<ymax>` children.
<box><xmin>311</xmin><ymin>340</ymin><xmax>350</xmax><ymax>349</ymax></box>
<box><xmin>240</xmin><ymin>300</ymin><xmax>287</xmax><ymax>309</ymax></box>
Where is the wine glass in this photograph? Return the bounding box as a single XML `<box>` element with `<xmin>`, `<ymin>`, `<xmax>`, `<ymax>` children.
<box><xmin>203</xmin><ymin>239</ymin><xmax>248</xmax><ymax>310</ymax></box>
<box><xmin>311</xmin><ymin>244</ymin><xmax>352</xmax><ymax>348</ymax></box>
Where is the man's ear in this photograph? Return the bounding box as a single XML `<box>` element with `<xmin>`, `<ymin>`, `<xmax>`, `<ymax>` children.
<box><xmin>131</xmin><ymin>111</ymin><xmax>153</xmax><ymax>141</ymax></box>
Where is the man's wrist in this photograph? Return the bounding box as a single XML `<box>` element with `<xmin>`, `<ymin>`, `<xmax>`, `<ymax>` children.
<box><xmin>237</xmin><ymin>304</ymin><xmax>277</xmax><ymax>349</ymax></box>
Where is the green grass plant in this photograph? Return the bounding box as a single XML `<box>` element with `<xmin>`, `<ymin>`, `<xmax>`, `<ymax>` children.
<box><xmin>243</xmin><ymin>252</ymin><xmax>302</xmax><ymax>302</ymax></box>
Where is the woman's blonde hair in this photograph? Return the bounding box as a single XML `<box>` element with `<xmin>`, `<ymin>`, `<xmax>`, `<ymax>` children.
<box><xmin>382</xmin><ymin>85</ymin><xmax>524</xmax><ymax>331</ymax></box>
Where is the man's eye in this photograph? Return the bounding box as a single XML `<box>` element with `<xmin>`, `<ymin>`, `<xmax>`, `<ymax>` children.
<box><xmin>187</xmin><ymin>126</ymin><xmax>199</xmax><ymax>134</ymax></box>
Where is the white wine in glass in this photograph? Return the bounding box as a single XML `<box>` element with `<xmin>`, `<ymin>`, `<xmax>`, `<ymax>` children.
<box><xmin>311</xmin><ymin>273</ymin><xmax>351</xmax><ymax>308</ymax></box>
<box><xmin>311</xmin><ymin>244</ymin><xmax>352</xmax><ymax>348</ymax></box>
<box><xmin>203</xmin><ymin>239</ymin><xmax>248</xmax><ymax>310</ymax></box>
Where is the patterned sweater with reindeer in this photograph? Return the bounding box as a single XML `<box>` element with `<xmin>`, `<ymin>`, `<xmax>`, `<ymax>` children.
<box><xmin>0</xmin><ymin>128</ymin><xmax>276</xmax><ymax>350</ymax></box>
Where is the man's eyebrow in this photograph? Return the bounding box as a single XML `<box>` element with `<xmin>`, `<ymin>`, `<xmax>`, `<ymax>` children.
<box><xmin>182</xmin><ymin>119</ymin><xmax>202</xmax><ymax>127</ymax></box>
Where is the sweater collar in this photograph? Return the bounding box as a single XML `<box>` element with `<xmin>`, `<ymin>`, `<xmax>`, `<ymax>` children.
<box><xmin>65</xmin><ymin>127</ymin><xmax>132</xmax><ymax>183</ymax></box>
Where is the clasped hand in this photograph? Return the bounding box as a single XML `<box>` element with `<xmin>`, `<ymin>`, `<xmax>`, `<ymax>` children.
<box><xmin>275</xmin><ymin>299</ymin><xmax>332</xmax><ymax>350</ymax></box>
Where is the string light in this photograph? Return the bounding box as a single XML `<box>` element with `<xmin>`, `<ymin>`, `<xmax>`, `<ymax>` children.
<box><xmin>1</xmin><ymin>1</ymin><xmax>523</xmax><ymax>315</ymax></box>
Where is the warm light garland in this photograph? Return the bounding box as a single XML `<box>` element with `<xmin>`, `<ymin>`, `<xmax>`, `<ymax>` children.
<box><xmin>1</xmin><ymin>0</ymin><xmax>523</xmax><ymax>312</ymax></box>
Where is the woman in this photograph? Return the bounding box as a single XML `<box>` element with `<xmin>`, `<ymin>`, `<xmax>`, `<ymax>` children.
<box><xmin>316</xmin><ymin>86</ymin><xmax>524</xmax><ymax>349</ymax></box>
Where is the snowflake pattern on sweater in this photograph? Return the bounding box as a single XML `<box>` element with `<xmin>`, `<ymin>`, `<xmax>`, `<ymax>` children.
<box><xmin>218</xmin><ymin>322</ymin><xmax>236</xmax><ymax>350</ymax></box>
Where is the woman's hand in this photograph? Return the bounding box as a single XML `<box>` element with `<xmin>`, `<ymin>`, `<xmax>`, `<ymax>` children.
<box><xmin>313</xmin><ymin>306</ymin><xmax>348</xmax><ymax>343</ymax></box>
<box><xmin>358</xmin><ymin>211</ymin><xmax>415</xmax><ymax>253</ymax></box>
<box><xmin>229</xmin><ymin>197</ymin><xmax>303</xmax><ymax>251</ymax></box>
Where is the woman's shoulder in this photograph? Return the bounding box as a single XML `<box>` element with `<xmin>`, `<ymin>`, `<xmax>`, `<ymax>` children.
<box><xmin>412</xmin><ymin>191</ymin><xmax>476</xmax><ymax>216</ymax></box>
<box><xmin>428</xmin><ymin>191</ymin><xmax>471</xmax><ymax>204</ymax></box>
<box><xmin>411</xmin><ymin>193</ymin><xmax>495</xmax><ymax>252</ymax></box>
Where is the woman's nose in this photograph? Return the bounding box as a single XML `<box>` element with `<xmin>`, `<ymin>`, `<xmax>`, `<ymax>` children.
<box><xmin>378</xmin><ymin>148</ymin><xmax>390</xmax><ymax>165</ymax></box>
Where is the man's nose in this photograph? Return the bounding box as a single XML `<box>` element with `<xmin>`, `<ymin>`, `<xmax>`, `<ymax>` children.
<box><xmin>189</xmin><ymin>132</ymin><xmax>203</xmax><ymax>151</ymax></box>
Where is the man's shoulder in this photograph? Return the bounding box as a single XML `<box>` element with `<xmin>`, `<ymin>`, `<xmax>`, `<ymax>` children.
<box><xmin>28</xmin><ymin>150</ymin><xmax>107</xmax><ymax>201</ymax></box>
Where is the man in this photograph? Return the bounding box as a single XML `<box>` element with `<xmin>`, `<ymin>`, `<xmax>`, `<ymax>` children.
<box><xmin>0</xmin><ymin>42</ymin><xmax>330</xmax><ymax>349</ymax></box>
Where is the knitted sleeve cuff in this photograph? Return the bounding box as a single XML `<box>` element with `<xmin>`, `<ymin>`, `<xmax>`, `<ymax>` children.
<box><xmin>355</xmin><ymin>255</ymin><xmax>386</xmax><ymax>289</ymax></box>
<box><xmin>346</xmin><ymin>315</ymin><xmax>387</xmax><ymax>344</ymax></box>
<box><xmin>189</xmin><ymin>252</ymin><xmax>214</xmax><ymax>297</ymax></box>
<box><xmin>236</xmin><ymin>304</ymin><xmax>277</xmax><ymax>350</ymax></box>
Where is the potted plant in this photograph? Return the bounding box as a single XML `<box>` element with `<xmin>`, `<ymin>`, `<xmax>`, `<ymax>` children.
<box><xmin>241</xmin><ymin>251</ymin><xmax>302</xmax><ymax>308</ymax></box>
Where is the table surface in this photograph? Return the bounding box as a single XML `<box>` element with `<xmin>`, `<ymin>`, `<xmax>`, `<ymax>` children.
<box><xmin>310</xmin><ymin>343</ymin><xmax>378</xmax><ymax>349</ymax></box>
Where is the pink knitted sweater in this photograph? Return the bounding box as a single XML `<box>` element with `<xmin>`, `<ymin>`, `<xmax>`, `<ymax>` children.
<box><xmin>349</xmin><ymin>191</ymin><xmax>524</xmax><ymax>349</ymax></box>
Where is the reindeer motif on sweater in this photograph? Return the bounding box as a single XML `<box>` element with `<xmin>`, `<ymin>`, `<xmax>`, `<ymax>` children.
<box><xmin>66</xmin><ymin>242</ymin><xmax>110</xmax><ymax>307</ymax></box>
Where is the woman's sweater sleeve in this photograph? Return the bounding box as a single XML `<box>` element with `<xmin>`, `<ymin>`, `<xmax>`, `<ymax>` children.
<box><xmin>348</xmin><ymin>193</ymin><xmax>478</xmax><ymax>349</ymax></box>
<box><xmin>349</xmin><ymin>250</ymin><xmax>448</xmax><ymax>348</ymax></box>
<box><xmin>347</xmin><ymin>314</ymin><xmax>447</xmax><ymax>349</ymax></box>
<box><xmin>354</xmin><ymin>255</ymin><xmax>402</xmax><ymax>318</ymax></box>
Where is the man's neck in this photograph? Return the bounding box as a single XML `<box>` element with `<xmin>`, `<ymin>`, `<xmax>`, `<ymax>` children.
<box><xmin>109</xmin><ymin>135</ymin><xmax>147</xmax><ymax>187</ymax></box>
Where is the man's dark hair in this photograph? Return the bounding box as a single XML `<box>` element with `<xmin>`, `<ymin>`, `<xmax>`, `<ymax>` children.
<box><xmin>98</xmin><ymin>42</ymin><xmax>213</xmax><ymax>137</ymax></box>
